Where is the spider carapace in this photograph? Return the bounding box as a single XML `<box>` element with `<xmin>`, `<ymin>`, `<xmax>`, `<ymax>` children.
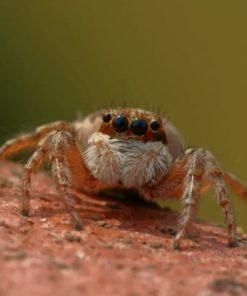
<box><xmin>1</xmin><ymin>108</ymin><xmax>247</xmax><ymax>249</ymax></box>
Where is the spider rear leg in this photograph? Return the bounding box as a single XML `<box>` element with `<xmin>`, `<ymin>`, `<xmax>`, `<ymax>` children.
<box><xmin>0</xmin><ymin>121</ymin><xmax>71</xmax><ymax>159</ymax></box>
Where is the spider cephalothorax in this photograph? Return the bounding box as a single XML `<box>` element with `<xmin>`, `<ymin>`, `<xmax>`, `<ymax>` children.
<box><xmin>84</xmin><ymin>109</ymin><xmax>171</xmax><ymax>188</ymax></box>
<box><xmin>0</xmin><ymin>108</ymin><xmax>247</xmax><ymax>249</ymax></box>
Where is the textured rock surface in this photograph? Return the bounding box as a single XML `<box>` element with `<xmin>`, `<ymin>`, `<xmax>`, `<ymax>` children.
<box><xmin>0</xmin><ymin>161</ymin><xmax>247</xmax><ymax>296</ymax></box>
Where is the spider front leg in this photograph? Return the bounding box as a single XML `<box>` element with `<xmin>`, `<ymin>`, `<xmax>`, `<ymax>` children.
<box><xmin>22</xmin><ymin>130</ymin><xmax>84</xmax><ymax>228</ymax></box>
<box><xmin>22</xmin><ymin>131</ymin><xmax>56</xmax><ymax>215</ymax></box>
<box><xmin>141</xmin><ymin>148</ymin><xmax>236</xmax><ymax>249</ymax></box>
<box><xmin>22</xmin><ymin>130</ymin><xmax>106</xmax><ymax>229</ymax></box>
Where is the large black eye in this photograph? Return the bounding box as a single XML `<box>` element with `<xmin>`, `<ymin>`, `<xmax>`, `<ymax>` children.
<box><xmin>130</xmin><ymin>119</ymin><xmax>148</xmax><ymax>136</ymax></box>
<box><xmin>112</xmin><ymin>115</ymin><xmax>129</xmax><ymax>132</ymax></box>
<box><xmin>150</xmin><ymin>120</ymin><xmax>160</xmax><ymax>131</ymax></box>
<box><xmin>102</xmin><ymin>113</ymin><xmax>112</xmax><ymax>123</ymax></box>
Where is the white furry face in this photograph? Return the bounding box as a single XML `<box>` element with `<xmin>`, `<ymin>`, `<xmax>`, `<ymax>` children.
<box><xmin>83</xmin><ymin>132</ymin><xmax>172</xmax><ymax>189</ymax></box>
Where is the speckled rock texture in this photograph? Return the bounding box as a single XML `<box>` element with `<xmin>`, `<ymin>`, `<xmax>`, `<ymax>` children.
<box><xmin>0</xmin><ymin>161</ymin><xmax>247</xmax><ymax>296</ymax></box>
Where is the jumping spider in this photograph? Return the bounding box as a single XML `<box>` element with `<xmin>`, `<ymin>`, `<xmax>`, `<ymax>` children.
<box><xmin>0</xmin><ymin>108</ymin><xmax>246</xmax><ymax>249</ymax></box>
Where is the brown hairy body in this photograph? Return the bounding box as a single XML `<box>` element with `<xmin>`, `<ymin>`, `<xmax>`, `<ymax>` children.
<box><xmin>0</xmin><ymin>108</ymin><xmax>246</xmax><ymax>249</ymax></box>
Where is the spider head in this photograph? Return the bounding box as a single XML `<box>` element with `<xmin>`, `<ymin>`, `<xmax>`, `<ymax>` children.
<box><xmin>84</xmin><ymin>108</ymin><xmax>175</xmax><ymax>188</ymax></box>
<box><xmin>99</xmin><ymin>109</ymin><xmax>167</xmax><ymax>144</ymax></box>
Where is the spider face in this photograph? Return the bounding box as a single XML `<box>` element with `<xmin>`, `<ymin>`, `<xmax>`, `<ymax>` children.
<box><xmin>83</xmin><ymin>109</ymin><xmax>172</xmax><ymax>188</ymax></box>
<box><xmin>99</xmin><ymin>109</ymin><xmax>167</xmax><ymax>144</ymax></box>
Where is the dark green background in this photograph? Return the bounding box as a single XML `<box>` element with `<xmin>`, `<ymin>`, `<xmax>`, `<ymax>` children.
<box><xmin>1</xmin><ymin>1</ymin><xmax>247</xmax><ymax>229</ymax></box>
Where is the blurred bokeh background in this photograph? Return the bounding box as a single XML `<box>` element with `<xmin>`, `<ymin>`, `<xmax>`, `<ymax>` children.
<box><xmin>1</xmin><ymin>1</ymin><xmax>247</xmax><ymax>230</ymax></box>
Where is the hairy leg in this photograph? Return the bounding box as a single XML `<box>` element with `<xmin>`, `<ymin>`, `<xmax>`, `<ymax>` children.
<box><xmin>22</xmin><ymin>131</ymin><xmax>56</xmax><ymax>215</ymax></box>
<box><xmin>0</xmin><ymin>121</ymin><xmax>72</xmax><ymax>159</ymax></box>
<box><xmin>22</xmin><ymin>130</ymin><xmax>107</xmax><ymax>228</ymax></box>
<box><xmin>141</xmin><ymin>148</ymin><xmax>236</xmax><ymax>249</ymax></box>
<box><xmin>172</xmin><ymin>149</ymin><xmax>203</xmax><ymax>249</ymax></box>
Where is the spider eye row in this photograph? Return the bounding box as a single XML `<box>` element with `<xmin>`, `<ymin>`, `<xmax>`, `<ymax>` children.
<box><xmin>102</xmin><ymin>113</ymin><xmax>160</xmax><ymax>135</ymax></box>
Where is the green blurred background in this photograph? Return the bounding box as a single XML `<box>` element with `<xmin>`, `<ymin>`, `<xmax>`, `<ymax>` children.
<box><xmin>1</xmin><ymin>1</ymin><xmax>247</xmax><ymax>230</ymax></box>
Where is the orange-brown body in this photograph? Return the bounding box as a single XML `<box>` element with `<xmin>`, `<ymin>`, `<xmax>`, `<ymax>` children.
<box><xmin>0</xmin><ymin>108</ymin><xmax>247</xmax><ymax>249</ymax></box>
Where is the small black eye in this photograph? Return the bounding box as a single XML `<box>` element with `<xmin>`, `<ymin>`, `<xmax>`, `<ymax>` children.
<box><xmin>112</xmin><ymin>115</ymin><xmax>129</xmax><ymax>132</ymax></box>
<box><xmin>130</xmin><ymin>119</ymin><xmax>148</xmax><ymax>136</ymax></box>
<box><xmin>102</xmin><ymin>113</ymin><xmax>112</xmax><ymax>123</ymax></box>
<box><xmin>150</xmin><ymin>120</ymin><xmax>160</xmax><ymax>131</ymax></box>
